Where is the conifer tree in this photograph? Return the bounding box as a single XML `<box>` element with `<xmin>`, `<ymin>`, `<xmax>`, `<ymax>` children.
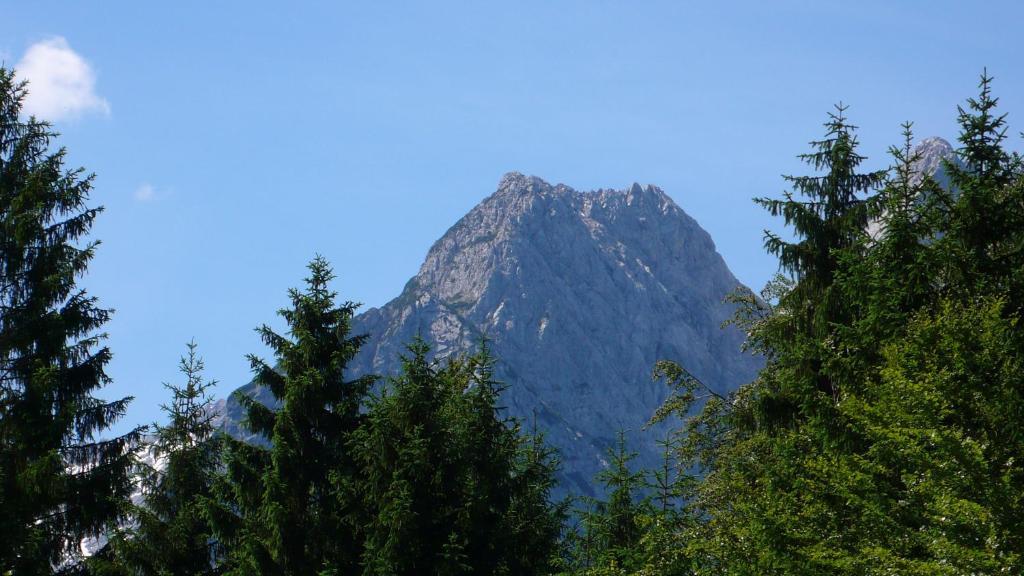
<box><xmin>938</xmin><ymin>70</ymin><xmax>1024</xmax><ymax>304</ymax></box>
<box><xmin>94</xmin><ymin>341</ymin><xmax>222</xmax><ymax>575</ymax></box>
<box><xmin>754</xmin><ymin>104</ymin><xmax>886</xmax><ymax>402</ymax></box>
<box><xmin>0</xmin><ymin>67</ymin><xmax>142</xmax><ymax>573</ymax></box>
<box><xmin>650</xmin><ymin>78</ymin><xmax>1024</xmax><ymax>575</ymax></box>
<box><xmin>353</xmin><ymin>340</ymin><xmax>450</xmax><ymax>575</ymax></box>
<box><xmin>353</xmin><ymin>339</ymin><xmax>565</xmax><ymax>576</ymax></box>
<box><xmin>572</xmin><ymin>431</ymin><xmax>648</xmax><ymax>573</ymax></box>
<box><xmin>757</xmin><ymin>105</ymin><xmax>885</xmax><ymax>318</ymax></box>
<box><xmin>209</xmin><ymin>257</ymin><xmax>374</xmax><ymax>575</ymax></box>
<box><xmin>504</xmin><ymin>423</ymin><xmax>567</xmax><ymax>576</ymax></box>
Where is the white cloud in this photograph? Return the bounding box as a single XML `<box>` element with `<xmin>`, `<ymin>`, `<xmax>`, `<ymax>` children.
<box><xmin>15</xmin><ymin>37</ymin><xmax>110</xmax><ymax>121</ymax></box>
<box><xmin>134</xmin><ymin>183</ymin><xmax>156</xmax><ymax>202</ymax></box>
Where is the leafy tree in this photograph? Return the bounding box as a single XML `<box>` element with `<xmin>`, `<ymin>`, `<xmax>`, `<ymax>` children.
<box><xmin>836</xmin><ymin>298</ymin><xmax>1023</xmax><ymax>574</ymax></box>
<box><xmin>0</xmin><ymin>66</ymin><xmax>142</xmax><ymax>573</ymax></box>
<box><xmin>208</xmin><ymin>257</ymin><xmax>375</xmax><ymax>575</ymax></box>
<box><xmin>93</xmin><ymin>341</ymin><xmax>222</xmax><ymax>575</ymax></box>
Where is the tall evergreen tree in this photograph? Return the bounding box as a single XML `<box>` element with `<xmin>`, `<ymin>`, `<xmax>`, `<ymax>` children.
<box><xmin>572</xmin><ymin>431</ymin><xmax>648</xmax><ymax>574</ymax></box>
<box><xmin>0</xmin><ymin>67</ymin><xmax>142</xmax><ymax>573</ymax></box>
<box><xmin>645</xmin><ymin>106</ymin><xmax>890</xmax><ymax>573</ymax></box>
<box><xmin>938</xmin><ymin>70</ymin><xmax>1024</xmax><ymax>304</ymax></box>
<box><xmin>504</xmin><ymin>421</ymin><xmax>567</xmax><ymax>576</ymax></box>
<box><xmin>754</xmin><ymin>104</ymin><xmax>886</xmax><ymax>403</ymax></box>
<box><xmin>93</xmin><ymin>341</ymin><xmax>222</xmax><ymax>575</ymax></box>
<box><xmin>353</xmin><ymin>339</ymin><xmax>566</xmax><ymax>576</ymax></box>
<box><xmin>208</xmin><ymin>257</ymin><xmax>374</xmax><ymax>575</ymax></box>
<box><xmin>649</xmin><ymin>78</ymin><xmax>1024</xmax><ymax>575</ymax></box>
<box><xmin>757</xmin><ymin>104</ymin><xmax>885</xmax><ymax>324</ymax></box>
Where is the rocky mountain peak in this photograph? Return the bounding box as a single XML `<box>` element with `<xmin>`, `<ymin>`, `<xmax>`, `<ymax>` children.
<box><xmin>224</xmin><ymin>174</ymin><xmax>762</xmax><ymax>496</ymax></box>
<box><xmin>912</xmin><ymin>136</ymin><xmax>957</xmax><ymax>188</ymax></box>
<box><xmin>350</xmin><ymin>175</ymin><xmax>760</xmax><ymax>495</ymax></box>
<box><xmin>916</xmin><ymin>136</ymin><xmax>953</xmax><ymax>157</ymax></box>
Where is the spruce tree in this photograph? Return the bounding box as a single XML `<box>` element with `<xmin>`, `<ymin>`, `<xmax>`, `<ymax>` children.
<box><xmin>208</xmin><ymin>257</ymin><xmax>374</xmax><ymax>575</ymax></box>
<box><xmin>353</xmin><ymin>339</ymin><xmax>565</xmax><ymax>575</ymax></box>
<box><xmin>0</xmin><ymin>67</ymin><xmax>142</xmax><ymax>573</ymax></box>
<box><xmin>573</xmin><ymin>431</ymin><xmax>648</xmax><ymax>573</ymax></box>
<box><xmin>647</xmin><ymin>106</ymin><xmax>890</xmax><ymax>573</ymax></box>
<box><xmin>94</xmin><ymin>341</ymin><xmax>222</xmax><ymax>575</ymax></box>
<box><xmin>939</xmin><ymin>70</ymin><xmax>1024</xmax><ymax>304</ymax></box>
<box><xmin>755</xmin><ymin>104</ymin><xmax>886</xmax><ymax>402</ymax></box>
<box><xmin>651</xmin><ymin>78</ymin><xmax>1024</xmax><ymax>575</ymax></box>
<box><xmin>503</xmin><ymin>420</ymin><xmax>567</xmax><ymax>576</ymax></box>
<box><xmin>353</xmin><ymin>340</ymin><xmax>457</xmax><ymax>575</ymax></box>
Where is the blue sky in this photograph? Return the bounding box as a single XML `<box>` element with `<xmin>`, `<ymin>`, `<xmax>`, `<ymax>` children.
<box><xmin>3</xmin><ymin>1</ymin><xmax>1022</xmax><ymax>433</ymax></box>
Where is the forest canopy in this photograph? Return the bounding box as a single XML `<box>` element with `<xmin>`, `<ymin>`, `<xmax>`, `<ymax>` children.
<box><xmin>1</xmin><ymin>65</ymin><xmax>1022</xmax><ymax>575</ymax></box>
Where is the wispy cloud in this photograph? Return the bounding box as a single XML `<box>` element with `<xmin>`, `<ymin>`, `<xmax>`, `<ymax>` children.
<box><xmin>15</xmin><ymin>37</ymin><xmax>110</xmax><ymax>121</ymax></box>
<box><xmin>134</xmin><ymin>183</ymin><xmax>156</xmax><ymax>202</ymax></box>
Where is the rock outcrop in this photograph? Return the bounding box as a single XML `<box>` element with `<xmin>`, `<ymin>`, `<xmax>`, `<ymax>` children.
<box><xmin>225</xmin><ymin>173</ymin><xmax>763</xmax><ymax>496</ymax></box>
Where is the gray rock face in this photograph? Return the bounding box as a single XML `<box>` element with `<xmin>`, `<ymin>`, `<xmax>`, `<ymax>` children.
<box><xmin>868</xmin><ymin>136</ymin><xmax>960</xmax><ymax>240</ymax></box>
<box><xmin>913</xmin><ymin>136</ymin><xmax>956</xmax><ymax>190</ymax></box>
<box><xmin>225</xmin><ymin>173</ymin><xmax>762</xmax><ymax>496</ymax></box>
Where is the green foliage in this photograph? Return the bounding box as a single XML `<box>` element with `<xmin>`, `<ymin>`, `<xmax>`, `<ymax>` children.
<box><xmin>650</xmin><ymin>73</ymin><xmax>1024</xmax><ymax>575</ymax></box>
<box><xmin>566</xmin><ymin>432</ymin><xmax>699</xmax><ymax>576</ymax></box>
<box><xmin>0</xmin><ymin>66</ymin><xmax>142</xmax><ymax>573</ymax></box>
<box><xmin>7</xmin><ymin>54</ymin><xmax>1023</xmax><ymax>576</ymax></box>
<box><xmin>938</xmin><ymin>70</ymin><xmax>1024</xmax><ymax>305</ymax></box>
<box><xmin>353</xmin><ymin>339</ymin><xmax>567</xmax><ymax>576</ymax></box>
<box><xmin>209</xmin><ymin>257</ymin><xmax>375</xmax><ymax>575</ymax></box>
<box><xmin>755</xmin><ymin>103</ymin><xmax>886</xmax><ymax>344</ymax></box>
<box><xmin>574</xmin><ymin>432</ymin><xmax>647</xmax><ymax>572</ymax></box>
<box><xmin>91</xmin><ymin>341</ymin><xmax>222</xmax><ymax>575</ymax></box>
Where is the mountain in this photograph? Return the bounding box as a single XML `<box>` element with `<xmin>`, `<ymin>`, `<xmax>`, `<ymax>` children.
<box><xmin>868</xmin><ymin>136</ymin><xmax>961</xmax><ymax>239</ymax></box>
<box><xmin>224</xmin><ymin>172</ymin><xmax>761</xmax><ymax>496</ymax></box>
<box><xmin>223</xmin><ymin>135</ymin><xmax>961</xmax><ymax>496</ymax></box>
<box><xmin>912</xmin><ymin>136</ymin><xmax>957</xmax><ymax>189</ymax></box>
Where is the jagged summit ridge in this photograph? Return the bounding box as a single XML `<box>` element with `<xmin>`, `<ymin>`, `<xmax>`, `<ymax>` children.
<box><xmin>222</xmin><ymin>173</ymin><xmax>761</xmax><ymax>496</ymax></box>
<box><xmin>223</xmin><ymin>173</ymin><xmax>762</xmax><ymax>495</ymax></box>
<box><xmin>344</xmin><ymin>173</ymin><xmax>761</xmax><ymax>495</ymax></box>
<box><xmin>912</xmin><ymin>136</ymin><xmax>957</xmax><ymax>189</ymax></box>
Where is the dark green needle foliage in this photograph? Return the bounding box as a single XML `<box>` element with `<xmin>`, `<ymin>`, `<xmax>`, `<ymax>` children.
<box><xmin>92</xmin><ymin>341</ymin><xmax>222</xmax><ymax>575</ymax></box>
<box><xmin>208</xmin><ymin>257</ymin><xmax>375</xmax><ymax>576</ymax></box>
<box><xmin>566</xmin><ymin>431</ymin><xmax>697</xmax><ymax>576</ymax></box>
<box><xmin>352</xmin><ymin>339</ymin><xmax>566</xmax><ymax>576</ymax></box>
<box><xmin>647</xmin><ymin>74</ymin><xmax>1024</xmax><ymax>575</ymax></box>
<box><xmin>754</xmin><ymin>103</ymin><xmax>887</xmax><ymax>404</ymax></box>
<box><xmin>938</xmin><ymin>70</ymin><xmax>1024</xmax><ymax>305</ymax></box>
<box><xmin>571</xmin><ymin>431</ymin><xmax>648</xmax><ymax>574</ymax></box>
<box><xmin>505</xmin><ymin>419</ymin><xmax>568</xmax><ymax>576</ymax></box>
<box><xmin>0</xmin><ymin>67</ymin><xmax>142</xmax><ymax>574</ymax></box>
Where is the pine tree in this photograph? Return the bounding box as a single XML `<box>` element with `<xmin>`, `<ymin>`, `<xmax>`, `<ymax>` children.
<box><xmin>645</xmin><ymin>106</ymin><xmax>891</xmax><ymax>573</ymax></box>
<box><xmin>573</xmin><ymin>431</ymin><xmax>648</xmax><ymax>573</ymax></box>
<box><xmin>504</xmin><ymin>419</ymin><xmax>568</xmax><ymax>576</ymax></box>
<box><xmin>95</xmin><ymin>341</ymin><xmax>222</xmax><ymax>575</ymax></box>
<box><xmin>353</xmin><ymin>339</ymin><xmax>448</xmax><ymax>575</ymax></box>
<box><xmin>758</xmin><ymin>104</ymin><xmax>886</xmax><ymax>328</ymax></box>
<box><xmin>938</xmin><ymin>70</ymin><xmax>1024</xmax><ymax>304</ymax></box>
<box><xmin>208</xmin><ymin>257</ymin><xmax>374</xmax><ymax>575</ymax></box>
<box><xmin>755</xmin><ymin>104</ymin><xmax>886</xmax><ymax>402</ymax></box>
<box><xmin>0</xmin><ymin>67</ymin><xmax>143</xmax><ymax>573</ymax></box>
<box><xmin>353</xmin><ymin>339</ymin><xmax>566</xmax><ymax>576</ymax></box>
<box><xmin>650</xmin><ymin>78</ymin><xmax>1024</xmax><ymax>575</ymax></box>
